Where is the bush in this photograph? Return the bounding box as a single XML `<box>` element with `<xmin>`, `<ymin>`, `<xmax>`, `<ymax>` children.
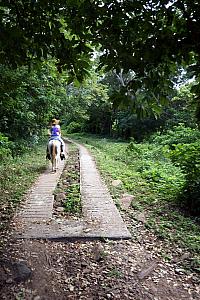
<box><xmin>65</xmin><ymin>122</ymin><xmax>82</xmax><ymax>133</ymax></box>
<box><xmin>150</xmin><ymin>124</ymin><xmax>200</xmax><ymax>149</ymax></box>
<box><xmin>0</xmin><ymin>133</ymin><xmax>12</xmax><ymax>160</ymax></box>
<box><xmin>166</xmin><ymin>142</ymin><xmax>200</xmax><ymax>215</ymax></box>
<box><xmin>10</xmin><ymin>140</ymin><xmax>30</xmax><ymax>156</ymax></box>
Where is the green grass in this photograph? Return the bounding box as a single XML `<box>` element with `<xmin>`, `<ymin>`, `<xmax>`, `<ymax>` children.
<box><xmin>63</xmin><ymin>143</ymin><xmax>81</xmax><ymax>214</ymax></box>
<box><xmin>107</xmin><ymin>267</ymin><xmax>122</xmax><ymax>278</ymax></box>
<box><xmin>0</xmin><ymin>142</ymin><xmax>48</xmax><ymax>234</ymax></box>
<box><xmin>68</xmin><ymin>133</ymin><xmax>200</xmax><ymax>266</ymax></box>
<box><xmin>54</xmin><ymin>142</ymin><xmax>81</xmax><ymax>215</ymax></box>
<box><xmin>64</xmin><ymin>183</ymin><xmax>81</xmax><ymax>214</ymax></box>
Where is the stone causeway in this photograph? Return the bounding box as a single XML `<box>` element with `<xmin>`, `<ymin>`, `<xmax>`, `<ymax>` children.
<box><xmin>13</xmin><ymin>140</ymin><xmax>131</xmax><ymax>240</ymax></box>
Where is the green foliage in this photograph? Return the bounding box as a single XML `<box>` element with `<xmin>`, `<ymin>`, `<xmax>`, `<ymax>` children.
<box><xmin>108</xmin><ymin>268</ymin><xmax>122</xmax><ymax>278</ymax></box>
<box><xmin>2</xmin><ymin>0</ymin><xmax>200</xmax><ymax>120</ymax></box>
<box><xmin>64</xmin><ymin>183</ymin><xmax>81</xmax><ymax>214</ymax></box>
<box><xmin>0</xmin><ymin>62</ymin><xmax>71</xmax><ymax>155</ymax></box>
<box><xmin>63</xmin><ymin>67</ymin><xmax>111</xmax><ymax>135</ymax></box>
<box><xmin>150</xmin><ymin>125</ymin><xmax>200</xmax><ymax>214</ymax></box>
<box><xmin>65</xmin><ymin>121</ymin><xmax>83</xmax><ymax>134</ymax></box>
<box><xmin>70</xmin><ymin>133</ymin><xmax>184</xmax><ymax>205</ymax></box>
<box><xmin>59</xmin><ymin>143</ymin><xmax>82</xmax><ymax>215</ymax></box>
<box><xmin>163</xmin><ymin>84</ymin><xmax>197</xmax><ymax>128</ymax></box>
<box><xmin>0</xmin><ymin>1</ymin><xmax>94</xmax><ymax>81</ymax></box>
<box><xmin>150</xmin><ymin>125</ymin><xmax>200</xmax><ymax>148</ymax></box>
<box><xmin>0</xmin><ymin>133</ymin><xmax>12</xmax><ymax>160</ymax></box>
<box><xmin>124</xmin><ymin>142</ymin><xmax>185</xmax><ymax>201</ymax></box>
<box><xmin>167</xmin><ymin>142</ymin><xmax>200</xmax><ymax>215</ymax></box>
<box><xmin>70</xmin><ymin>133</ymin><xmax>199</xmax><ymax>257</ymax></box>
<box><xmin>9</xmin><ymin>139</ymin><xmax>33</xmax><ymax>157</ymax></box>
<box><xmin>111</xmin><ymin>110</ymin><xmax>165</xmax><ymax>140</ymax></box>
<box><xmin>0</xmin><ymin>142</ymin><xmax>47</xmax><ymax>233</ymax></box>
<box><xmin>147</xmin><ymin>210</ymin><xmax>200</xmax><ymax>253</ymax></box>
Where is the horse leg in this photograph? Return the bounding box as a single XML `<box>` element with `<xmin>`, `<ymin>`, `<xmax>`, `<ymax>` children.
<box><xmin>51</xmin><ymin>158</ymin><xmax>54</xmax><ymax>172</ymax></box>
<box><xmin>52</xmin><ymin>142</ymin><xmax>56</xmax><ymax>172</ymax></box>
<box><xmin>54</xmin><ymin>157</ymin><xmax>57</xmax><ymax>172</ymax></box>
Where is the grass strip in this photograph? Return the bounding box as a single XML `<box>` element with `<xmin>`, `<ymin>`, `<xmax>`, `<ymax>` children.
<box><xmin>54</xmin><ymin>142</ymin><xmax>81</xmax><ymax>216</ymax></box>
<box><xmin>69</xmin><ymin>133</ymin><xmax>200</xmax><ymax>272</ymax></box>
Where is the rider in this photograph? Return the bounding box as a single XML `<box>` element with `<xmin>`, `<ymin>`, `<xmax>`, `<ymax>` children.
<box><xmin>46</xmin><ymin>118</ymin><xmax>65</xmax><ymax>160</ymax></box>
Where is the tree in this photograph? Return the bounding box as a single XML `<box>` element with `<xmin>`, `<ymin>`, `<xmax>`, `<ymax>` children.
<box><xmin>63</xmin><ymin>68</ymin><xmax>111</xmax><ymax>134</ymax></box>
<box><xmin>0</xmin><ymin>62</ymin><xmax>68</xmax><ymax>144</ymax></box>
<box><xmin>1</xmin><ymin>1</ymin><xmax>200</xmax><ymax>118</ymax></box>
<box><xmin>0</xmin><ymin>0</ymin><xmax>95</xmax><ymax>81</ymax></box>
<box><xmin>1</xmin><ymin>1</ymin><xmax>199</xmax><ymax>75</ymax></box>
<box><xmin>162</xmin><ymin>83</ymin><xmax>197</xmax><ymax>128</ymax></box>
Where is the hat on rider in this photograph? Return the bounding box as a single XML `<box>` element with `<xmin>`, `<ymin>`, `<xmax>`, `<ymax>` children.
<box><xmin>51</xmin><ymin>118</ymin><xmax>57</xmax><ymax>125</ymax></box>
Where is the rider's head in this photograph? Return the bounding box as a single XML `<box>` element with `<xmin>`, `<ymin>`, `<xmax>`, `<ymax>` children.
<box><xmin>51</xmin><ymin>118</ymin><xmax>57</xmax><ymax>125</ymax></box>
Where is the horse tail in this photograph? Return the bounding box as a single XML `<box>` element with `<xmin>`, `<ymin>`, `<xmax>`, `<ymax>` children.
<box><xmin>50</xmin><ymin>142</ymin><xmax>53</xmax><ymax>159</ymax></box>
<box><xmin>49</xmin><ymin>140</ymin><xmax>59</xmax><ymax>172</ymax></box>
<box><xmin>51</xmin><ymin>141</ymin><xmax>57</xmax><ymax>160</ymax></box>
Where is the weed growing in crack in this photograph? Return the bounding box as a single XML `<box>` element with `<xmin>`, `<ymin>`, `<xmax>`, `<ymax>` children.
<box><xmin>54</xmin><ymin>142</ymin><xmax>81</xmax><ymax>216</ymax></box>
<box><xmin>64</xmin><ymin>183</ymin><xmax>81</xmax><ymax>214</ymax></box>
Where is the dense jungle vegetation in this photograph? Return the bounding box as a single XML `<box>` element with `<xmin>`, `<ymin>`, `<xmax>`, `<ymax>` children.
<box><xmin>0</xmin><ymin>0</ymin><xmax>200</xmax><ymax>262</ymax></box>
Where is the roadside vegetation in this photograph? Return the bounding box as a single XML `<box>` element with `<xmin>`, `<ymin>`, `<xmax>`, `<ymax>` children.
<box><xmin>69</xmin><ymin>128</ymin><xmax>200</xmax><ymax>273</ymax></box>
<box><xmin>0</xmin><ymin>140</ymin><xmax>47</xmax><ymax>248</ymax></box>
<box><xmin>54</xmin><ymin>142</ymin><xmax>81</xmax><ymax>217</ymax></box>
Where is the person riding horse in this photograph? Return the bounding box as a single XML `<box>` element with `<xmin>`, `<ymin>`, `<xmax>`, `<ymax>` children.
<box><xmin>46</xmin><ymin>118</ymin><xmax>65</xmax><ymax>160</ymax></box>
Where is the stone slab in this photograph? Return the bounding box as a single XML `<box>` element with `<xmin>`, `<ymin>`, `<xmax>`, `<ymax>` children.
<box><xmin>13</xmin><ymin>141</ymin><xmax>131</xmax><ymax>240</ymax></box>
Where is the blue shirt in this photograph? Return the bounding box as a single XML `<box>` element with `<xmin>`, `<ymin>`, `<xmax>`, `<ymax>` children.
<box><xmin>50</xmin><ymin>125</ymin><xmax>60</xmax><ymax>137</ymax></box>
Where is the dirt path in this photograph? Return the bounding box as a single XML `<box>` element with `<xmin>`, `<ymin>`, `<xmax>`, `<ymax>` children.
<box><xmin>0</xmin><ymin>141</ymin><xmax>199</xmax><ymax>300</ymax></box>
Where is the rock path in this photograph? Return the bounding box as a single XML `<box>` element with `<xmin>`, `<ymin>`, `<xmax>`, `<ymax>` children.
<box><xmin>13</xmin><ymin>141</ymin><xmax>131</xmax><ymax>240</ymax></box>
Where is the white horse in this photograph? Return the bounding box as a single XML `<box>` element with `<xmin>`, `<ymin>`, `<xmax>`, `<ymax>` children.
<box><xmin>48</xmin><ymin>139</ymin><xmax>61</xmax><ymax>172</ymax></box>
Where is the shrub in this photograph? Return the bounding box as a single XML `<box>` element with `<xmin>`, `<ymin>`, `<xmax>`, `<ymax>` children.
<box><xmin>65</xmin><ymin>122</ymin><xmax>82</xmax><ymax>133</ymax></box>
<box><xmin>150</xmin><ymin>124</ymin><xmax>200</xmax><ymax>149</ymax></box>
<box><xmin>10</xmin><ymin>139</ymin><xmax>31</xmax><ymax>156</ymax></box>
<box><xmin>166</xmin><ymin>142</ymin><xmax>200</xmax><ymax>215</ymax></box>
<box><xmin>0</xmin><ymin>133</ymin><xmax>12</xmax><ymax>161</ymax></box>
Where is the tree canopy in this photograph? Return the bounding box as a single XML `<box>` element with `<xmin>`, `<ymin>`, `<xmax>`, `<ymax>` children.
<box><xmin>1</xmin><ymin>1</ymin><xmax>200</xmax><ymax>74</ymax></box>
<box><xmin>1</xmin><ymin>0</ymin><xmax>200</xmax><ymax>118</ymax></box>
